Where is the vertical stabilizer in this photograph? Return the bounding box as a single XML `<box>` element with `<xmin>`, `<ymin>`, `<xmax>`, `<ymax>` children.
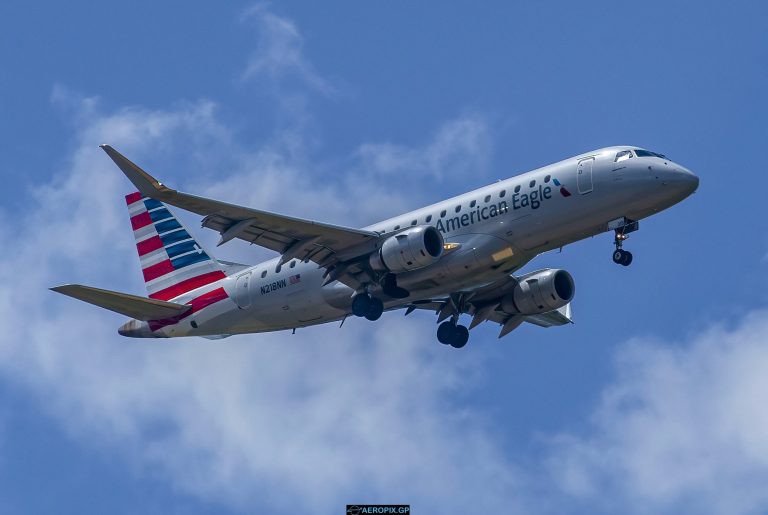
<box><xmin>125</xmin><ymin>191</ymin><xmax>226</xmax><ymax>301</ymax></box>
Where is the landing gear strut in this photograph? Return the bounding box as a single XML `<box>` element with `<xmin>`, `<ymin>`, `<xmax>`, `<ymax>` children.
<box><xmin>351</xmin><ymin>292</ymin><xmax>384</xmax><ymax>321</ymax></box>
<box><xmin>610</xmin><ymin>218</ymin><xmax>638</xmax><ymax>267</ymax></box>
<box><xmin>437</xmin><ymin>319</ymin><xmax>469</xmax><ymax>348</ymax></box>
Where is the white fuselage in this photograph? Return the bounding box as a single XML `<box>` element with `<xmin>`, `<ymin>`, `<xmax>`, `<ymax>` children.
<box><xmin>142</xmin><ymin>146</ymin><xmax>698</xmax><ymax>337</ymax></box>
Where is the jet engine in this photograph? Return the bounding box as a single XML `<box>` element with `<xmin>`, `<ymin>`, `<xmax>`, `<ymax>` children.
<box><xmin>501</xmin><ymin>269</ymin><xmax>575</xmax><ymax>315</ymax></box>
<box><xmin>369</xmin><ymin>225</ymin><xmax>444</xmax><ymax>273</ymax></box>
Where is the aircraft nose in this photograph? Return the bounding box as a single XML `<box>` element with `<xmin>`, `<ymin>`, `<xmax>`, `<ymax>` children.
<box><xmin>662</xmin><ymin>164</ymin><xmax>699</xmax><ymax>199</ymax></box>
<box><xmin>674</xmin><ymin>166</ymin><xmax>699</xmax><ymax>195</ymax></box>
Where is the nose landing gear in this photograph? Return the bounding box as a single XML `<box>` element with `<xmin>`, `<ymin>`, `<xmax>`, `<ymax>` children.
<box><xmin>609</xmin><ymin>217</ymin><xmax>638</xmax><ymax>267</ymax></box>
<box><xmin>613</xmin><ymin>248</ymin><xmax>633</xmax><ymax>266</ymax></box>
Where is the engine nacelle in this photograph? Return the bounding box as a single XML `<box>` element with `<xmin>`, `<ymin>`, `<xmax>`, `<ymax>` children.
<box><xmin>369</xmin><ymin>225</ymin><xmax>444</xmax><ymax>273</ymax></box>
<box><xmin>501</xmin><ymin>269</ymin><xmax>575</xmax><ymax>315</ymax></box>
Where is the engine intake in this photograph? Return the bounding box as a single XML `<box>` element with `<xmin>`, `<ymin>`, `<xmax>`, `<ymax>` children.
<box><xmin>369</xmin><ymin>225</ymin><xmax>444</xmax><ymax>273</ymax></box>
<box><xmin>501</xmin><ymin>269</ymin><xmax>575</xmax><ymax>315</ymax></box>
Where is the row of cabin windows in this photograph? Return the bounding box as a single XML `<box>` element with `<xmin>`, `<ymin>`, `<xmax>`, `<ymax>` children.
<box><xmin>381</xmin><ymin>175</ymin><xmax>552</xmax><ymax>233</ymax></box>
<box><xmin>262</xmin><ymin>174</ymin><xmax>556</xmax><ymax>276</ymax></box>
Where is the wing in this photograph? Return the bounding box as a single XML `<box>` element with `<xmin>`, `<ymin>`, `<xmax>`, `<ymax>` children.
<box><xmin>100</xmin><ymin>145</ymin><xmax>381</xmax><ymax>286</ymax></box>
<box><xmin>402</xmin><ymin>275</ymin><xmax>573</xmax><ymax>338</ymax></box>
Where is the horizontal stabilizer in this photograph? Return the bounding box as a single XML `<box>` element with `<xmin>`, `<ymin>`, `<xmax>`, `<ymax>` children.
<box><xmin>50</xmin><ymin>284</ymin><xmax>191</xmax><ymax>321</ymax></box>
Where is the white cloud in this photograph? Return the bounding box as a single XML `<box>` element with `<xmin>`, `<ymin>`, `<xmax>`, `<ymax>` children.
<box><xmin>356</xmin><ymin>115</ymin><xmax>492</xmax><ymax>182</ymax></box>
<box><xmin>240</xmin><ymin>4</ymin><xmax>333</xmax><ymax>95</ymax></box>
<box><xmin>0</xmin><ymin>91</ymin><xmax>518</xmax><ymax>514</ymax></box>
<box><xmin>546</xmin><ymin>310</ymin><xmax>768</xmax><ymax>515</ymax></box>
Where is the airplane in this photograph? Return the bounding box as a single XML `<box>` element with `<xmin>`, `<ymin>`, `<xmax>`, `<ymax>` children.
<box><xmin>51</xmin><ymin>145</ymin><xmax>698</xmax><ymax>348</ymax></box>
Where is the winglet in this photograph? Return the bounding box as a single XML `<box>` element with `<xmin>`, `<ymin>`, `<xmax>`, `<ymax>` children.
<box><xmin>99</xmin><ymin>144</ymin><xmax>175</xmax><ymax>199</ymax></box>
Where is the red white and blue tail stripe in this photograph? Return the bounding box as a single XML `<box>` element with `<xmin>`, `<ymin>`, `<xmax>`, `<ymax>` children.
<box><xmin>126</xmin><ymin>192</ymin><xmax>227</xmax><ymax>302</ymax></box>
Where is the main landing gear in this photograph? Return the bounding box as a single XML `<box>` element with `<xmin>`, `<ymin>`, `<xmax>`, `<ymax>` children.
<box><xmin>351</xmin><ymin>292</ymin><xmax>384</xmax><ymax>321</ymax></box>
<box><xmin>351</xmin><ymin>274</ymin><xmax>408</xmax><ymax>322</ymax></box>
<box><xmin>610</xmin><ymin>218</ymin><xmax>639</xmax><ymax>267</ymax></box>
<box><xmin>437</xmin><ymin>319</ymin><xmax>469</xmax><ymax>348</ymax></box>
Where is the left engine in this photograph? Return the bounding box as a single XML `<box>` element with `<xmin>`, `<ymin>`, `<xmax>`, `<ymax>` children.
<box><xmin>500</xmin><ymin>269</ymin><xmax>575</xmax><ymax>315</ymax></box>
<box><xmin>369</xmin><ymin>225</ymin><xmax>444</xmax><ymax>273</ymax></box>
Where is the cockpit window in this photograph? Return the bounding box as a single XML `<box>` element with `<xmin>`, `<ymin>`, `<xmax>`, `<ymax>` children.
<box><xmin>635</xmin><ymin>149</ymin><xmax>668</xmax><ymax>159</ymax></box>
<box><xmin>615</xmin><ymin>150</ymin><xmax>633</xmax><ymax>163</ymax></box>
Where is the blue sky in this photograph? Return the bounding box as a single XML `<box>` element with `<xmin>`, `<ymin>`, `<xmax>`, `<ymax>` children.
<box><xmin>0</xmin><ymin>1</ymin><xmax>767</xmax><ymax>514</ymax></box>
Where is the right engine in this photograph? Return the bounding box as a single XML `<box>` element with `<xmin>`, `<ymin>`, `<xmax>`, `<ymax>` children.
<box><xmin>501</xmin><ymin>269</ymin><xmax>575</xmax><ymax>315</ymax></box>
<box><xmin>369</xmin><ymin>225</ymin><xmax>444</xmax><ymax>273</ymax></box>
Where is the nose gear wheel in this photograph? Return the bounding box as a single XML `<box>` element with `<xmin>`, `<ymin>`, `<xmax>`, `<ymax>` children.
<box><xmin>611</xmin><ymin>220</ymin><xmax>638</xmax><ymax>267</ymax></box>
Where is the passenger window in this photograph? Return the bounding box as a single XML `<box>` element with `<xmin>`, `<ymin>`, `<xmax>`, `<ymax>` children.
<box><xmin>426</xmin><ymin>214</ymin><xmax>433</xmax><ymax>222</ymax></box>
<box><xmin>261</xmin><ymin>270</ymin><xmax>267</xmax><ymax>278</ymax></box>
<box><xmin>275</xmin><ymin>264</ymin><xmax>282</xmax><ymax>273</ymax></box>
<box><xmin>289</xmin><ymin>261</ymin><xmax>296</xmax><ymax>268</ymax></box>
<box><xmin>544</xmin><ymin>175</ymin><xmax>551</xmax><ymax>183</ymax></box>
<box><xmin>499</xmin><ymin>190</ymin><xmax>506</xmax><ymax>198</ymax></box>
<box><xmin>455</xmin><ymin>205</ymin><xmax>461</xmax><ymax>213</ymax></box>
<box><xmin>411</xmin><ymin>220</ymin><xmax>417</xmax><ymax>226</ymax></box>
<box><xmin>470</xmin><ymin>200</ymin><xmax>476</xmax><ymax>208</ymax></box>
<box><xmin>615</xmin><ymin>150</ymin><xmax>633</xmax><ymax>162</ymax></box>
<box><xmin>484</xmin><ymin>195</ymin><xmax>491</xmax><ymax>203</ymax></box>
<box><xmin>394</xmin><ymin>225</ymin><xmax>400</xmax><ymax>231</ymax></box>
<box><xmin>440</xmin><ymin>210</ymin><xmax>446</xmax><ymax>217</ymax></box>
<box><xmin>529</xmin><ymin>180</ymin><xmax>536</xmax><ymax>187</ymax></box>
<box><xmin>514</xmin><ymin>185</ymin><xmax>521</xmax><ymax>193</ymax></box>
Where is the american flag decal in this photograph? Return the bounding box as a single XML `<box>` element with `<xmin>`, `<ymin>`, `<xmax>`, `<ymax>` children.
<box><xmin>289</xmin><ymin>274</ymin><xmax>301</xmax><ymax>284</ymax></box>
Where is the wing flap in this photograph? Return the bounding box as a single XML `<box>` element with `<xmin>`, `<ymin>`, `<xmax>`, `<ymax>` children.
<box><xmin>51</xmin><ymin>284</ymin><xmax>191</xmax><ymax>321</ymax></box>
<box><xmin>523</xmin><ymin>303</ymin><xmax>573</xmax><ymax>328</ymax></box>
<box><xmin>402</xmin><ymin>296</ymin><xmax>573</xmax><ymax>336</ymax></box>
